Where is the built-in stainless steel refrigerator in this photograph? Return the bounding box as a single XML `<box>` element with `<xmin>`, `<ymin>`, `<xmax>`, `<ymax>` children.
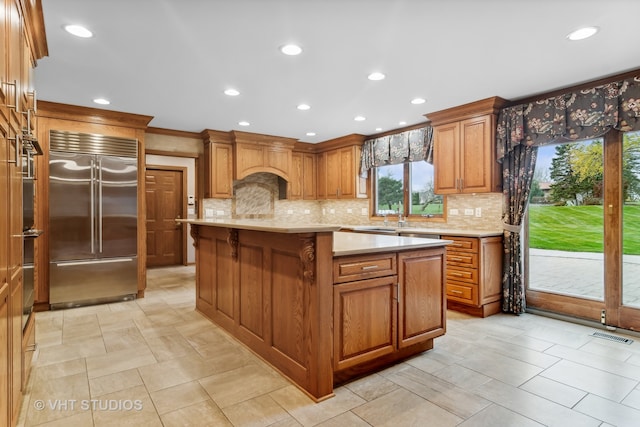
<box><xmin>48</xmin><ymin>130</ymin><xmax>138</xmax><ymax>309</ymax></box>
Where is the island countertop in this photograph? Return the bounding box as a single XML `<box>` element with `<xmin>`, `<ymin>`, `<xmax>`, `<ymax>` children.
<box><xmin>177</xmin><ymin>218</ymin><xmax>341</xmax><ymax>233</ymax></box>
<box><xmin>333</xmin><ymin>231</ymin><xmax>451</xmax><ymax>256</ymax></box>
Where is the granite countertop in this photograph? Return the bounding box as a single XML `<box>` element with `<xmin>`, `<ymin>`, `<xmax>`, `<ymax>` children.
<box><xmin>344</xmin><ymin>225</ymin><xmax>503</xmax><ymax>238</ymax></box>
<box><xmin>333</xmin><ymin>231</ymin><xmax>452</xmax><ymax>257</ymax></box>
<box><xmin>176</xmin><ymin>218</ymin><xmax>341</xmax><ymax>233</ymax></box>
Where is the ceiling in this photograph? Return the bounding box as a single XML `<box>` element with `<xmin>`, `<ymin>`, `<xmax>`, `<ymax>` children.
<box><xmin>35</xmin><ymin>0</ymin><xmax>640</xmax><ymax>143</ymax></box>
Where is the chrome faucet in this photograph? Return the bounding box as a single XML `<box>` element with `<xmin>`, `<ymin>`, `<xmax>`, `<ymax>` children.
<box><xmin>383</xmin><ymin>213</ymin><xmax>388</xmax><ymax>226</ymax></box>
<box><xmin>397</xmin><ymin>212</ymin><xmax>406</xmax><ymax>228</ymax></box>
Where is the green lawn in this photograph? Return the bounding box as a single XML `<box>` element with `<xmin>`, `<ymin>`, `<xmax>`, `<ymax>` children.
<box><xmin>529</xmin><ymin>204</ymin><xmax>640</xmax><ymax>254</ymax></box>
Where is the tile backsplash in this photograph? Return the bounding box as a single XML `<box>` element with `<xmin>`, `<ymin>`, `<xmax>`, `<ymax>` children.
<box><xmin>203</xmin><ymin>186</ymin><xmax>503</xmax><ymax>231</ymax></box>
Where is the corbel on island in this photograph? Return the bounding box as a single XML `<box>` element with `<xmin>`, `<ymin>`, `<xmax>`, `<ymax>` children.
<box><xmin>179</xmin><ymin>219</ymin><xmax>451</xmax><ymax>401</ymax></box>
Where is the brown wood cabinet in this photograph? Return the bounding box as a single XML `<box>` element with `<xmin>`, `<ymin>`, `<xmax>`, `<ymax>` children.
<box><xmin>317</xmin><ymin>140</ymin><xmax>367</xmax><ymax>200</ymax></box>
<box><xmin>232</xmin><ymin>131</ymin><xmax>296</xmax><ymax>181</ymax></box>
<box><xmin>288</xmin><ymin>150</ymin><xmax>317</xmax><ymax>200</ymax></box>
<box><xmin>202</xmin><ymin>130</ymin><xmax>233</xmax><ymax>198</ymax></box>
<box><xmin>427</xmin><ymin>97</ymin><xmax>506</xmax><ymax>195</ymax></box>
<box><xmin>2</xmin><ymin>2</ymin><xmax>47</xmax><ymax>425</ymax></box>
<box><xmin>442</xmin><ymin>235</ymin><xmax>503</xmax><ymax>317</ymax></box>
<box><xmin>333</xmin><ymin>248</ymin><xmax>446</xmax><ymax>375</ymax></box>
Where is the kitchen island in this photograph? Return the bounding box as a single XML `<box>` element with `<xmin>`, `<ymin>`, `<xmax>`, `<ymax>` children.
<box><xmin>181</xmin><ymin>219</ymin><xmax>450</xmax><ymax>401</ymax></box>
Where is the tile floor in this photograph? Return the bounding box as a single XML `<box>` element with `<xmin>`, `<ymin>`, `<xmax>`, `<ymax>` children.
<box><xmin>16</xmin><ymin>265</ymin><xmax>640</xmax><ymax>426</ymax></box>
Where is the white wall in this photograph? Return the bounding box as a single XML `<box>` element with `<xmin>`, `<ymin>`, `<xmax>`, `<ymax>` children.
<box><xmin>145</xmin><ymin>154</ymin><xmax>196</xmax><ymax>264</ymax></box>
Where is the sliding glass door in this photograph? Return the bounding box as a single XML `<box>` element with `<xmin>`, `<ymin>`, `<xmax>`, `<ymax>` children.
<box><xmin>526</xmin><ymin>130</ymin><xmax>640</xmax><ymax>331</ymax></box>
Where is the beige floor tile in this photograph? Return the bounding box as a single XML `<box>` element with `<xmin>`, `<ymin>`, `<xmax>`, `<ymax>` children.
<box><xmin>343</xmin><ymin>373</ymin><xmax>399</xmax><ymax>401</ymax></box>
<box><xmin>315</xmin><ymin>411</ymin><xmax>370</xmax><ymax>427</ymax></box>
<box><xmin>200</xmin><ymin>363</ymin><xmax>290</xmax><ymax>408</ymax></box>
<box><xmin>24</xmin><ymin>372</ymin><xmax>91</xmax><ymax>425</ymax></box>
<box><xmin>519</xmin><ymin>376</ymin><xmax>587</xmax><ymax>408</ymax></box>
<box><xmin>62</xmin><ymin>313</ymin><xmax>102</xmax><ymax>342</ymax></box>
<box><xmin>481</xmin><ymin>335</ymin><xmax>561</xmax><ymax>368</ymax></box>
<box><xmin>36</xmin><ymin>336</ymin><xmax>107</xmax><ymax>367</ymax></box>
<box><xmin>456</xmin><ymin>348</ymin><xmax>543</xmax><ymax>387</ymax></box>
<box><xmin>271</xmin><ymin>386</ymin><xmax>365</xmax><ymax>426</ymax></box>
<box><xmin>574</xmin><ymin>393</ymin><xmax>640</xmax><ymax>427</ymax></box>
<box><xmin>545</xmin><ymin>344</ymin><xmax>640</xmax><ymax>381</ymax></box>
<box><xmin>32</xmin><ymin>410</ymin><xmax>95</xmax><ymax>426</ymax></box>
<box><xmin>458</xmin><ymin>404</ymin><xmax>544</xmax><ymax>427</ymax></box>
<box><xmin>160</xmin><ymin>400</ymin><xmax>232</xmax><ymax>427</ymax></box>
<box><xmin>138</xmin><ymin>352</ymin><xmax>228</xmax><ymax>392</ymax></box>
<box><xmin>524</xmin><ymin>324</ymin><xmax>594</xmax><ymax>349</ymax></box>
<box><xmin>89</xmin><ymin>368</ymin><xmax>144</xmax><ymax>397</ymax></box>
<box><xmin>91</xmin><ymin>384</ymin><xmax>162</xmax><ymax>427</ymax></box>
<box><xmin>386</xmin><ymin>365</ymin><xmax>491</xmax><ymax>419</ymax></box>
<box><xmin>352</xmin><ymin>388</ymin><xmax>461</xmax><ymax>427</ymax></box>
<box><xmin>32</xmin><ymin>358</ymin><xmax>87</xmax><ymax>383</ymax></box>
<box><xmin>472</xmin><ymin>379</ymin><xmax>601</xmax><ymax>427</ymax></box>
<box><xmin>85</xmin><ymin>346</ymin><xmax>157</xmax><ymax>379</ymax></box>
<box><xmin>579</xmin><ymin>339</ymin><xmax>636</xmax><ymax>362</ymax></box>
<box><xmin>622</xmin><ymin>388</ymin><xmax>640</xmax><ymax>410</ymax></box>
<box><xmin>149</xmin><ymin>380</ymin><xmax>211</xmax><ymax>415</ymax></box>
<box><xmin>145</xmin><ymin>333</ymin><xmax>199</xmax><ymax>361</ymax></box>
<box><xmin>101</xmin><ymin>325</ymin><xmax>149</xmax><ymax>352</ymax></box>
<box><xmin>430</xmin><ymin>363</ymin><xmax>492</xmax><ymax>390</ymax></box>
<box><xmin>222</xmin><ymin>394</ymin><xmax>291</xmax><ymax>427</ymax></box>
<box><xmin>540</xmin><ymin>359</ymin><xmax>637</xmax><ymax>402</ymax></box>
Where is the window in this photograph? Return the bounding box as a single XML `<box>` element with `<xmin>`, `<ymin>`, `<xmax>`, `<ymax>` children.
<box><xmin>373</xmin><ymin>161</ymin><xmax>444</xmax><ymax>219</ymax></box>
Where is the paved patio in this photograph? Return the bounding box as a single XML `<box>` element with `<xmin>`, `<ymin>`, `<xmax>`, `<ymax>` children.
<box><xmin>529</xmin><ymin>249</ymin><xmax>640</xmax><ymax>307</ymax></box>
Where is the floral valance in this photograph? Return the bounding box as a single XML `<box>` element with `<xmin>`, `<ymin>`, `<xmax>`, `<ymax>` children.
<box><xmin>497</xmin><ymin>76</ymin><xmax>640</xmax><ymax>161</ymax></box>
<box><xmin>359</xmin><ymin>126</ymin><xmax>433</xmax><ymax>178</ymax></box>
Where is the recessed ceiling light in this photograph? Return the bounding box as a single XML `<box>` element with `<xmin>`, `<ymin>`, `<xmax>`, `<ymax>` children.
<box><xmin>93</xmin><ymin>98</ymin><xmax>110</xmax><ymax>105</ymax></box>
<box><xmin>567</xmin><ymin>26</ymin><xmax>599</xmax><ymax>41</ymax></box>
<box><xmin>306</xmin><ymin>132</ymin><xmax>316</xmax><ymax>136</ymax></box>
<box><xmin>224</xmin><ymin>88</ymin><xmax>240</xmax><ymax>96</ymax></box>
<box><xmin>411</xmin><ymin>98</ymin><xmax>426</xmax><ymax>105</ymax></box>
<box><xmin>354</xmin><ymin>116</ymin><xmax>366</xmax><ymax>121</ymax></box>
<box><xmin>399</xmin><ymin>121</ymin><xmax>407</xmax><ymax>125</ymax></box>
<box><xmin>297</xmin><ymin>104</ymin><xmax>311</xmax><ymax>110</ymax></box>
<box><xmin>64</xmin><ymin>24</ymin><xmax>93</xmax><ymax>38</ymax></box>
<box><xmin>238</xmin><ymin>121</ymin><xmax>250</xmax><ymax>126</ymax></box>
<box><xmin>280</xmin><ymin>44</ymin><xmax>302</xmax><ymax>56</ymax></box>
<box><xmin>375</xmin><ymin>127</ymin><xmax>382</xmax><ymax>132</ymax></box>
<box><xmin>367</xmin><ymin>72</ymin><xmax>386</xmax><ymax>81</ymax></box>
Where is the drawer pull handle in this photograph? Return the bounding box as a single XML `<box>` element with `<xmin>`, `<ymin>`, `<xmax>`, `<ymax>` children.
<box><xmin>451</xmin><ymin>272</ymin><xmax>464</xmax><ymax>277</ymax></box>
<box><xmin>450</xmin><ymin>290</ymin><xmax>463</xmax><ymax>295</ymax></box>
<box><xmin>361</xmin><ymin>265</ymin><xmax>379</xmax><ymax>270</ymax></box>
<box><xmin>450</xmin><ymin>243</ymin><xmax>463</xmax><ymax>247</ymax></box>
<box><xmin>450</xmin><ymin>257</ymin><xmax>464</xmax><ymax>262</ymax></box>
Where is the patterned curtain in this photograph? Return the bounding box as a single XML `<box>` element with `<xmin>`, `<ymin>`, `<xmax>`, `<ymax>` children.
<box><xmin>359</xmin><ymin>126</ymin><xmax>433</xmax><ymax>178</ymax></box>
<box><xmin>496</xmin><ymin>75</ymin><xmax>640</xmax><ymax>314</ymax></box>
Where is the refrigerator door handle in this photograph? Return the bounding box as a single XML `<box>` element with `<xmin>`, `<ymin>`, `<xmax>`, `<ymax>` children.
<box><xmin>54</xmin><ymin>258</ymin><xmax>135</xmax><ymax>267</ymax></box>
<box><xmin>90</xmin><ymin>157</ymin><xmax>96</xmax><ymax>254</ymax></box>
<box><xmin>99</xmin><ymin>157</ymin><xmax>103</xmax><ymax>253</ymax></box>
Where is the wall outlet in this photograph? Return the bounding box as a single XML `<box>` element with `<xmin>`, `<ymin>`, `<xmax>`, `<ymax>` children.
<box><xmin>475</xmin><ymin>207</ymin><xmax>482</xmax><ymax>217</ymax></box>
<box><xmin>205</xmin><ymin>208</ymin><xmax>214</xmax><ymax>217</ymax></box>
<box><xmin>449</xmin><ymin>209</ymin><xmax>459</xmax><ymax>216</ymax></box>
<box><xmin>361</xmin><ymin>208</ymin><xmax>368</xmax><ymax>216</ymax></box>
<box><xmin>322</xmin><ymin>208</ymin><xmax>326</xmax><ymax>215</ymax></box>
<box><xmin>287</xmin><ymin>209</ymin><xmax>293</xmax><ymax>215</ymax></box>
<box><xmin>304</xmin><ymin>209</ymin><xmax>310</xmax><ymax>214</ymax></box>
<box><xmin>330</xmin><ymin>209</ymin><xmax>335</xmax><ymax>214</ymax></box>
<box><xmin>347</xmin><ymin>208</ymin><xmax>353</xmax><ymax>214</ymax></box>
<box><xmin>464</xmin><ymin>208</ymin><xmax>474</xmax><ymax>216</ymax></box>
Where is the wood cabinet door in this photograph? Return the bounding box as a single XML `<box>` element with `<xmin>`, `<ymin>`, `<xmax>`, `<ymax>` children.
<box><xmin>459</xmin><ymin>115</ymin><xmax>492</xmax><ymax>193</ymax></box>
<box><xmin>397</xmin><ymin>249</ymin><xmax>446</xmax><ymax>348</ymax></box>
<box><xmin>9</xmin><ymin>271</ymin><xmax>22</xmax><ymax>422</ymax></box>
<box><xmin>325</xmin><ymin>150</ymin><xmax>340</xmax><ymax>199</ymax></box>
<box><xmin>433</xmin><ymin>122</ymin><xmax>460</xmax><ymax>194</ymax></box>
<box><xmin>338</xmin><ymin>147</ymin><xmax>355</xmax><ymax>198</ymax></box>
<box><xmin>0</xmin><ymin>283</ymin><xmax>9</xmax><ymax>427</ymax></box>
<box><xmin>316</xmin><ymin>152</ymin><xmax>327</xmax><ymax>199</ymax></box>
<box><xmin>333</xmin><ymin>276</ymin><xmax>397</xmax><ymax>370</ymax></box>
<box><xmin>288</xmin><ymin>152</ymin><xmax>303</xmax><ymax>200</ymax></box>
<box><xmin>302</xmin><ymin>153</ymin><xmax>316</xmax><ymax>200</ymax></box>
<box><xmin>204</xmin><ymin>142</ymin><xmax>232</xmax><ymax>198</ymax></box>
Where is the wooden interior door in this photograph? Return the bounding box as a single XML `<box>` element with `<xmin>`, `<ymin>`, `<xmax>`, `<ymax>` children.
<box><xmin>145</xmin><ymin>167</ymin><xmax>185</xmax><ymax>267</ymax></box>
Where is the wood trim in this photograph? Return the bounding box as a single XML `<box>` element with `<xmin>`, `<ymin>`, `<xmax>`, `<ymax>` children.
<box><xmin>315</xmin><ymin>134</ymin><xmax>366</xmax><ymax>152</ymax></box>
<box><xmin>604</xmin><ymin>129</ymin><xmax>622</xmax><ymax>327</ymax></box>
<box><xmin>526</xmin><ymin>289</ymin><xmax>604</xmax><ymax>322</ymax></box>
<box><xmin>200</xmin><ymin>129</ymin><xmax>233</xmax><ymax>144</ymax></box>
<box><xmin>18</xmin><ymin>0</ymin><xmax>49</xmax><ymax>61</ymax></box>
<box><xmin>38</xmin><ymin>101</ymin><xmax>153</xmax><ymax>130</ymax></box>
<box><xmin>146</xmin><ymin>127</ymin><xmax>201</xmax><ymax>139</ymax></box>
<box><xmin>425</xmin><ymin>96</ymin><xmax>508</xmax><ymax>126</ymax></box>
<box><xmin>510</xmin><ymin>68</ymin><xmax>640</xmax><ymax>106</ymax></box>
<box><xmin>145</xmin><ymin>148</ymin><xmax>199</xmax><ymax>159</ymax></box>
<box><xmin>231</xmin><ymin>130</ymin><xmax>298</xmax><ymax>148</ymax></box>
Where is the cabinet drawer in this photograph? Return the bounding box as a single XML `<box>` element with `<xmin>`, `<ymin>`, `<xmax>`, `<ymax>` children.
<box><xmin>446</xmin><ymin>266</ymin><xmax>478</xmax><ymax>284</ymax></box>
<box><xmin>442</xmin><ymin>236</ymin><xmax>478</xmax><ymax>253</ymax></box>
<box><xmin>446</xmin><ymin>251</ymin><xmax>477</xmax><ymax>268</ymax></box>
<box><xmin>446</xmin><ymin>282</ymin><xmax>478</xmax><ymax>305</ymax></box>
<box><xmin>333</xmin><ymin>253</ymin><xmax>397</xmax><ymax>283</ymax></box>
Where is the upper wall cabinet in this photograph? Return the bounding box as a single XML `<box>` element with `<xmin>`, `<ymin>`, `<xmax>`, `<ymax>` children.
<box><xmin>426</xmin><ymin>97</ymin><xmax>506</xmax><ymax>194</ymax></box>
<box><xmin>202</xmin><ymin>130</ymin><xmax>233</xmax><ymax>199</ymax></box>
<box><xmin>289</xmin><ymin>143</ymin><xmax>317</xmax><ymax>200</ymax></box>
<box><xmin>316</xmin><ymin>134</ymin><xmax>368</xmax><ymax>200</ymax></box>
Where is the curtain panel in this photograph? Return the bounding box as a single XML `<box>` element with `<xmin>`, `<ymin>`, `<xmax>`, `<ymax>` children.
<box><xmin>497</xmin><ymin>75</ymin><xmax>640</xmax><ymax>314</ymax></box>
<box><xmin>359</xmin><ymin>126</ymin><xmax>433</xmax><ymax>178</ymax></box>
